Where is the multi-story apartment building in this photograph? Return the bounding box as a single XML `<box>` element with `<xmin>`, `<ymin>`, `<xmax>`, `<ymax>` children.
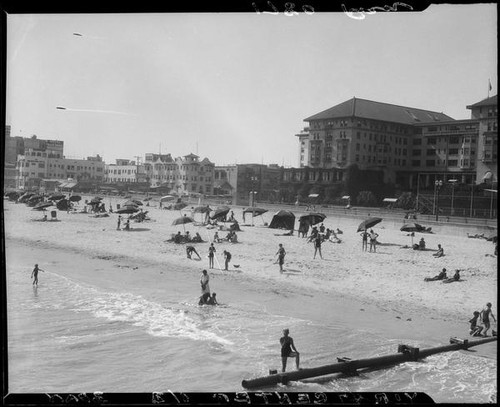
<box><xmin>144</xmin><ymin>153</ymin><xmax>215</xmax><ymax>195</ymax></box>
<box><xmin>214</xmin><ymin>164</ymin><xmax>281</xmax><ymax>205</ymax></box>
<box><xmin>105</xmin><ymin>159</ymin><xmax>147</xmax><ymax>184</ymax></box>
<box><xmin>16</xmin><ymin>147</ymin><xmax>105</xmax><ymax>190</ymax></box>
<box><xmin>467</xmin><ymin>95</ymin><xmax>498</xmax><ymax>186</ymax></box>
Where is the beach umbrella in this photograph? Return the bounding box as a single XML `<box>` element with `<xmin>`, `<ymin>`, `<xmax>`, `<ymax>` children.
<box><xmin>357</xmin><ymin>217</ymin><xmax>383</xmax><ymax>232</ymax></box>
<box><xmin>93</xmin><ymin>196</ymin><xmax>103</xmax><ymax>201</ymax></box>
<box><xmin>115</xmin><ymin>205</ymin><xmax>140</xmax><ymax>214</ymax></box>
<box><xmin>143</xmin><ymin>197</ymin><xmax>152</xmax><ymax>201</ymax></box>
<box><xmin>32</xmin><ymin>201</ymin><xmax>53</xmax><ymax>211</ymax></box>
<box><xmin>160</xmin><ymin>195</ymin><xmax>176</xmax><ymax>203</ymax></box>
<box><xmin>210</xmin><ymin>207</ymin><xmax>230</xmax><ymax>220</ymax></box>
<box><xmin>299</xmin><ymin>212</ymin><xmax>326</xmax><ymax>226</ymax></box>
<box><xmin>48</xmin><ymin>193</ymin><xmax>65</xmax><ymax>201</ymax></box>
<box><xmin>69</xmin><ymin>195</ymin><xmax>81</xmax><ymax>202</ymax></box>
<box><xmin>193</xmin><ymin>205</ymin><xmax>211</xmax><ymax>213</ymax></box>
<box><xmin>17</xmin><ymin>192</ymin><xmax>34</xmax><ymax>203</ymax></box>
<box><xmin>131</xmin><ymin>199</ymin><xmax>143</xmax><ymax>206</ymax></box>
<box><xmin>27</xmin><ymin>195</ymin><xmax>44</xmax><ymax>206</ymax></box>
<box><xmin>400</xmin><ymin>223</ymin><xmax>425</xmax><ymax>233</ymax></box>
<box><xmin>90</xmin><ymin>197</ymin><xmax>103</xmax><ymax>204</ymax></box>
<box><xmin>172</xmin><ymin>215</ymin><xmax>195</xmax><ymax>226</ymax></box>
<box><xmin>242</xmin><ymin>207</ymin><xmax>268</xmax><ymax>217</ymax></box>
<box><xmin>123</xmin><ymin>200</ymin><xmax>139</xmax><ymax>207</ymax></box>
<box><xmin>171</xmin><ymin>202</ymin><xmax>187</xmax><ymax>210</ymax></box>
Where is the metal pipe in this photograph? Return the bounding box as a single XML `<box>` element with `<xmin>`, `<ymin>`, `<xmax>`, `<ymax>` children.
<box><xmin>241</xmin><ymin>336</ymin><xmax>496</xmax><ymax>389</ymax></box>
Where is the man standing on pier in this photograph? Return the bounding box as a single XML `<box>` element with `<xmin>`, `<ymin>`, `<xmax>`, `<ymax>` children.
<box><xmin>280</xmin><ymin>328</ymin><xmax>300</xmax><ymax>372</ymax></box>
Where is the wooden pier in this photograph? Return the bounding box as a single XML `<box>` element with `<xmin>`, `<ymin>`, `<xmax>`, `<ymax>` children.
<box><xmin>241</xmin><ymin>336</ymin><xmax>497</xmax><ymax>389</ymax></box>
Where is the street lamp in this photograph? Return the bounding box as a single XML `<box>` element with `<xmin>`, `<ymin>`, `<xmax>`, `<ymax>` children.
<box><xmin>434</xmin><ymin>179</ymin><xmax>443</xmax><ymax>221</ymax></box>
<box><xmin>448</xmin><ymin>179</ymin><xmax>458</xmax><ymax>216</ymax></box>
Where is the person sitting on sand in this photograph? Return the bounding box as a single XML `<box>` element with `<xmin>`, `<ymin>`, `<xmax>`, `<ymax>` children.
<box><xmin>174</xmin><ymin>231</ymin><xmax>182</xmax><ymax>244</ymax></box>
<box><xmin>124</xmin><ymin>219</ymin><xmax>130</xmax><ymax>231</ymax></box>
<box><xmin>184</xmin><ymin>231</ymin><xmax>191</xmax><ymax>242</ymax></box>
<box><xmin>336</xmin><ymin>228</ymin><xmax>343</xmax><ymax>234</ymax></box>
<box><xmin>469</xmin><ymin>311</ymin><xmax>483</xmax><ymax>337</ymax></box>
<box><xmin>419</xmin><ymin>237</ymin><xmax>426</xmax><ymax>250</ymax></box>
<box><xmin>213</xmin><ymin>231</ymin><xmax>221</xmax><ymax>243</ymax></box>
<box><xmin>207</xmin><ymin>292</ymin><xmax>218</xmax><ymax>305</ymax></box>
<box><xmin>442</xmin><ymin>269</ymin><xmax>460</xmax><ymax>283</ymax></box>
<box><xmin>424</xmin><ymin>268</ymin><xmax>447</xmax><ymax>282</ymax></box>
<box><xmin>191</xmin><ymin>232</ymin><xmax>203</xmax><ymax>243</ymax></box>
<box><xmin>229</xmin><ymin>232</ymin><xmax>238</xmax><ymax>243</ymax></box>
<box><xmin>433</xmin><ymin>244</ymin><xmax>444</xmax><ymax>257</ymax></box>
<box><xmin>186</xmin><ymin>245</ymin><xmax>201</xmax><ymax>260</ymax></box>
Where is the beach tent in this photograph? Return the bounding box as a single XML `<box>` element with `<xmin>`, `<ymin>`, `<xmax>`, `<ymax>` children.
<box><xmin>160</xmin><ymin>195</ymin><xmax>176</xmax><ymax>203</ymax></box>
<box><xmin>268</xmin><ymin>210</ymin><xmax>295</xmax><ymax>231</ymax></box>
<box><xmin>400</xmin><ymin>223</ymin><xmax>427</xmax><ymax>233</ymax></box>
<box><xmin>48</xmin><ymin>193</ymin><xmax>65</xmax><ymax>201</ymax></box>
<box><xmin>210</xmin><ymin>206</ymin><xmax>230</xmax><ymax>220</ymax></box>
<box><xmin>56</xmin><ymin>199</ymin><xmax>71</xmax><ymax>211</ymax></box>
<box><xmin>32</xmin><ymin>201</ymin><xmax>53</xmax><ymax>211</ymax></box>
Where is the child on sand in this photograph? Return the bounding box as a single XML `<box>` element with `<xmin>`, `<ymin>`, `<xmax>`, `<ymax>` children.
<box><xmin>276</xmin><ymin>244</ymin><xmax>286</xmax><ymax>272</ymax></box>
<box><xmin>433</xmin><ymin>244</ymin><xmax>444</xmax><ymax>257</ymax></box>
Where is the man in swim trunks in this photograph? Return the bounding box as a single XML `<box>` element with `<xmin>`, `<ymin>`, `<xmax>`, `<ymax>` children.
<box><xmin>276</xmin><ymin>244</ymin><xmax>286</xmax><ymax>272</ymax></box>
<box><xmin>186</xmin><ymin>245</ymin><xmax>201</xmax><ymax>260</ymax></box>
<box><xmin>208</xmin><ymin>243</ymin><xmax>216</xmax><ymax>269</ymax></box>
<box><xmin>280</xmin><ymin>328</ymin><xmax>300</xmax><ymax>372</ymax></box>
<box><xmin>199</xmin><ymin>269</ymin><xmax>211</xmax><ymax>304</ymax></box>
<box><xmin>31</xmin><ymin>264</ymin><xmax>44</xmax><ymax>286</ymax></box>
<box><xmin>313</xmin><ymin>235</ymin><xmax>323</xmax><ymax>259</ymax></box>
<box><xmin>480</xmin><ymin>302</ymin><xmax>496</xmax><ymax>336</ymax></box>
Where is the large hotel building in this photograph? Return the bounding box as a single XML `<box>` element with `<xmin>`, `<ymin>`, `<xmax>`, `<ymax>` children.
<box><xmin>295</xmin><ymin>95</ymin><xmax>497</xmax><ymax>189</ymax></box>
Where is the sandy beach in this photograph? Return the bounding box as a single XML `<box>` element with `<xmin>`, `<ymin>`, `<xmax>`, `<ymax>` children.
<box><xmin>4</xmin><ymin>196</ymin><xmax>497</xmax><ymax>400</ymax></box>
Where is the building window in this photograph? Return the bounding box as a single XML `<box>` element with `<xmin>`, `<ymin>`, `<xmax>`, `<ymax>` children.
<box><xmin>427</xmin><ymin>137</ymin><xmax>436</xmax><ymax>144</ymax></box>
<box><xmin>412</xmin><ymin>138</ymin><xmax>422</xmax><ymax>145</ymax></box>
<box><xmin>448</xmin><ymin>160</ymin><xmax>458</xmax><ymax>166</ymax></box>
<box><xmin>425</xmin><ymin>160</ymin><xmax>435</xmax><ymax>167</ymax></box>
<box><xmin>449</xmin><ymin>148</ymin><xmax>459</xmax><ymax>155</ymax></box>
<box><xmin>412</xmin><ymin>150</ymin><xmax>421</xmax><ymax>156</ymax></box>
<box><xmin>412</xmin><ymin>160</ymin><xmax>420</xmax><ymax>166</ymax></box>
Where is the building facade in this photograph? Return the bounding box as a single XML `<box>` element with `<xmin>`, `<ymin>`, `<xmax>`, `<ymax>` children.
<box><xmin>214</xmin><ymin>164</ymin><xmax>282</xmax><ymax>206</ymax></box>
<box><xmin>105</xmin><ymin>159</ymin><xmax>147</xmax><ymax>184</ymax></box>
<box><xmin>297</xmin><ymin>96</ymin><xmax>499</xmax><ymax>190</ymax></box>
<box><xmin>144</xmin><ymin>153</ymin><xmax>215</xmax><ymax>195</ymax></box>
<box><xmin>467</xmin><ymin>95</ymin><xmax>498</xmax><ymax>187</ymax></box>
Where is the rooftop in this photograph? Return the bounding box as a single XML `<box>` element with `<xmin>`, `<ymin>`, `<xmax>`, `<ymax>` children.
<box><xmin>466</xmin><ymin>94</ymin><xmax>497</xmax><ymax>109</ymax></box>
<box><xmin>304</xmin><ymin>97</ymin><xmax>454</xmax><ymax>125</ymax></box>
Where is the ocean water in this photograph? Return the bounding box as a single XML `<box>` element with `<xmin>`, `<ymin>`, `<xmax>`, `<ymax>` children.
<box><xmin>6</xmin><ymin>263</ymin><xmax>496</xmax><ymax>402</ymax></box>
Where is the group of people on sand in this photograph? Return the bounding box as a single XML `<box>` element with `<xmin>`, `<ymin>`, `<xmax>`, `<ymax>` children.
<box><xmin>116</xmin><ymin>215</ymin><xmax>130</xmax><ymax>231</ymax></box>
<box><xmin>172</xmin><ymin>230</ymin><xmax>204</xmax><ymax>244</ymax></box>
<box><xmin>469</xmin><ymin>303</ymin><xmax>496</xmax><ymax>337</ymax></box>
<box><xmin>424</xmin><ymin>267</ymin><xmax>460</xmax><ymax>283</ymax></box>
<box><xmin>360</xmin><ymin>229</ymin><xmax>379</xmax><ymax>252</ymax></box>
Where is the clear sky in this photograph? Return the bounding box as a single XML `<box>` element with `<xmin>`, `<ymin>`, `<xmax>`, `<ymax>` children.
<box><xmin>5</xmin><ymin>4</ymin><xmax>497</xmax><ymax>167</ymax></box>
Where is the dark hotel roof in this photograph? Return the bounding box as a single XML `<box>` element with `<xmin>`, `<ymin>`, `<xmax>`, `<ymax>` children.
<box><xmin>466</xmin><ymin>94</ymin><xmax>497</xmax><ymax>109</ymax></box>
<box><xmin>304</xmin><ymin>97</ymin><xmax>454</xmax><ymax>125</ymax></box>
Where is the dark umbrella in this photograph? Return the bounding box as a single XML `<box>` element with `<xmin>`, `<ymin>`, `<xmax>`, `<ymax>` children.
<box><xmin>193</xmin><ymin>205</ymin><xmax>211</xmax><ymax>213</ymax></box>
<box><xmin>115</xmin><ymin>206</ymin><xmax>140</xmax><ymax>214</ymax></box>
<box><xmin>172</xmin><ymin>215</ymin><xmax>195</xmax><ymax>226</ymax></box>
<box><xmin>27</xmin><ymin>195</ymin><xmax>44</xmax><ymax>206</ymax></box>
<box><xmin>69</xmin><ymin>195</ymin><xmax>82</xmax><ymax>202</ymax></box>
<box><xmin>242</xmin><ymin>207</ymin><xmax>268</xmax><ymax>216</ymax></box>
<box><xmin>90</xmin><ymin>197</ymin><xmax>102</xmax><ymax>204</ymax></box>
<box><xmin>32</xmin><ymin>202</ymin><xmax>53</xmax><ymax>211</ymax></box>
<box><xmin>17</xmin><ymin>192</ymin><xmax>35</xmax><ymax>203</ymax></box>
<box><xmin>299</xmin><ymin>212</ymin><xmax>326</xmax><ymax>225</ymax></box>
<box><xmin>123</xmin><ymin>200</ymin><xmax>139</xmax><ymax>207</ymax></box>
<box><xmin>357</xmin><ymin>217</ymin><xmax>383</xmax><ymax>232</ymax></box>
<box><xmin>400</xmin><ymin>223</ymin><xmax>425</xmax><ymax>233</ymax></box>
<box><xmin>210</xmin><ymin>207</ymin><xmax>230</xmax><ymax>220</ymax></box>
<box><xmin>48</xmin><ymin>193</ymin><xmax>65</xmax><ymax>201</ymax></box>
<box><xmin>132</xmin><ymin>199</ymin><xmax>143</xmax><ymax>206</ymax></box>
<box><xmin>173</xmin><ymin>202</ymin><xmax>188</xmax><ymax>210</ymax></box>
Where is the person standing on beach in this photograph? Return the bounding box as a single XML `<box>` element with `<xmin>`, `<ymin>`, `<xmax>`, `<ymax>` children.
<box><xmin>369</xmin><ymin>229</ymin><xmax>378</xmax><ymax>253</ymax></box>
<box><xmin>313</xmin><ymin>235</ymin><xmax>323</xmax><ymax>259</ymax></box>
<box><xmin>276</xmin><ymin>243</ymin><xmax>286</xmax><ymax>272</ymax></box>
<box><xmin>223</xmin><ymin>250</ymin><xmax>231</xmax><ymax>271</ymax></box>
<box><xmin>208</xmin><ymin>243</ymin><xmax>216</xmax><ymax>269</ymax></box>
<box><xmin>117</xmin><ymin>215</ymin><xmax>122</xmax><ymax>230</ymax></box>
<box><xmin>199</xmin><ymin>269</ymin><xmax>211</xmax><ymax>304</ymax></box>
<box><xmin>31</xmin><ymin>264</ymin><xmax>44</xmax><ymax>285</ymax></box>
<box><xmin>280</xmin><ymin>328</ymin><xmax>300</xmax><ymax>372</ymax></box>
<box><xmin>480</xmin><ymin>302</ymin><xmax>496</xmax><ymax>336</ymax></box>
<box><xmin>360</xmin><ymin>229</ymin><xmax>368</xmax><ymax>251</ymax></box>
